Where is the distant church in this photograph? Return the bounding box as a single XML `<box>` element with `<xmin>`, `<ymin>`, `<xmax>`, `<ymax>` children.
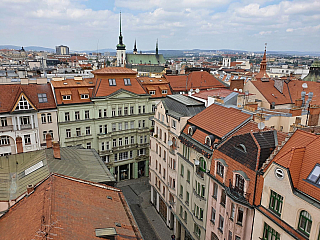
<box><xmin>116</xmin><ymin>13</ymin><xmax>166</xmax><ymax>67</ymax></box>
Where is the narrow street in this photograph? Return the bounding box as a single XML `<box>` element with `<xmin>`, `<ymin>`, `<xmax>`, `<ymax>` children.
<box><xmin>117</xmin><ymin>177</ymin><xmax>173</xmax><ymax>240</ymax></box>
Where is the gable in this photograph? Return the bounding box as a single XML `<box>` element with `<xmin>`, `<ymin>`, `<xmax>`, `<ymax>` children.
<box><xmin>107</xmin><ymin>89</ymin><xmax>142</xmax><ymax>99</ymax></box>
<box><xmin>12</xmin><ymin>93</ymin><xmax>37</xmax><ymax>112</ymax></box>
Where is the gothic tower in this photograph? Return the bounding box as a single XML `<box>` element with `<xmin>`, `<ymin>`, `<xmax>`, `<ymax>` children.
<box><xmin>116</xmin><ymin>12</ymin><xmax>126</xmax><ymax>67</ymax></box>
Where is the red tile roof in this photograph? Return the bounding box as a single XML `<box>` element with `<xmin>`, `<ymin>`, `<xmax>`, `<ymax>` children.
<box><xmin>186</xmin><ymin>104</ymin><xmax>252</xmax><ymax>138</ymax></box>
<box><xmin>165</xmin><ymin>71</ymin><xmax>226</xmax><ymax>92</ymax></box>
<box><xmin>51</xmin><ymin>78</ymin><xmax>95</xmax><ymax>105</ymax></box>
<box><xmin>92</xmin><ymin>67</ymin><xmax>137</xmax><ymax>75</ymax></box>
<box><xmin>0</xmin><ymin>174</ymin><xmax>142</xmax><ymax>240</ymax></box>
<box><xmin>190</xmin><ymin>88</ymin><xmax>236</xmax><ymax>100</ymax></box>
<box><xmin>0</xmin><ymin>83</ymin><xmax>56</xmax><ymax>113</ymax></box>
<box><xmin>251</xmin><ymin>80</ymin><xmax>320</xmax><ymax>106</ymax></box>
<box><xmin>272</xmin><ymin>130</ymin><xmax>320</xmax><ymax>201</ymax></box>
<box><xmin>138</xmin><ymin>77</ymin><xmax>172</xmax><ymax>98</ymax></box>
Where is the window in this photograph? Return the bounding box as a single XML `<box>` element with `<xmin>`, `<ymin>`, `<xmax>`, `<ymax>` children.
<box><xmin>235</xmin><ymin>236</ymin><xmax>241</xmax><ymax>240</ymax></box>
<box><xmin>65</xmin><ymin>112</ymin><xmax>70</xmax><ymax>121</ymax></box>
<box><xmin>86</xmin><ymin>142</ymin><xmax>91</xmax><ymax>149</ymax></box>
<box><xmin>84</xmin><ymin>110</ymin><xmax>90</xmax><ymax>119</ymax></box>
<box><xmin>1</xmin><ymin>117</ymin><xmax>7</xmax><ymax>127</ymax></box>
<box><xmin>216</xmin><ymin>161</ymin><xmax>224</xmax><ymax>178</ymax></box>
<box><xmin>152</xmin><ymin>104</ymin><xmax>156</xmax><ymax>112</ymax></box>
<box><xmin>186</xmin><ymin>191</ymin><xmax>189</xmax><ymax>205</ymax></box>
<box><xmin>298</xmin><ymin>211</ymin><xmax>312</xmax><ymax>236</ymax></box>
<box><xmin>180</xmin><ymin>185</ymin><xmax>183</xmax><ymax>198</ymax></box>
<box><xmin>49</xmin><ymin>130</ymin><xmax>53</xmax><ymax>138</ymax></box>
<box><xmin>213</xmin><ymin>183</ymin><xmax>218</xmax><ymax>199</ymax></box>
<box><xmin>104</xmin><ymin>109</ymin><xmax>107</xmax><ymax>117</ymax></box>
<box><xmin>81</xmin><ymin>94</ymin><xmax>89</xmax><ymax>99</ymax></box>
<box><xmin>221</xmin><ymin>189</ymin><xmax>226</xmax><ymax>207</ymax></box>
<box><xmin>235</xmin><ymin>174</ymin><xmax>245</xmax><ymax>195</ymax></box>
<box><xmin>113</xmin><ymin>139</ymin><xmax>117</xmax><ymax>147</ymax></box>
<box><xmin>24</xmin><ymin>134</ymin><xmax>31</xmax><ymax>144</ymax></box>
<box><xmin>112</xmin><ymin>123</ymin><xmax>116</xmax><ymax>131</ymax></box>
<box><xmin>16</xmin><ymin>95</ymin><xmax>31</xmax><ymax>110</ymax></box>
<box><xmin>140</xmin><ymin>136</ymin><xmax>143</xmax><ymax>144</ymax></box>
<box><xmin>86</xmin><ymin>126</ymin><xmax>91</xmax><ymax>135</ymax></box>
<box><xmin>106</xmin><ymin>142</ymin><xmax>109</xmax><ymax>150</ymax></box>
<box><xmin>218</xmin><ymin>215</ymin><xmax>224</xmax><ymax>232</ymax></box>
<box><xmin>187</xmin><ymin>170</ymin><xmax>190</xmax><ymax>183</ymax></box>
<box><xmin>263</xmin><ymin>222</ymin><xmax>280</xmax><ymax>240</ymax></box>
<box><xmin>130</xmin><ymin>106</ymin><xmax>134</xmax><ymax>115</ymax></box>
<box><xmin>124</xmin><ymin>78</ymin><xmax>131</xmax><ymax>85</ymax></box>
<box><xmin>172</xmin><ymin>119</ymin><xmax>176</xmax><ymax>129</ymax></box>
<box><xmin>62</xmin><ymin>95</ymin><xmax>71</xmax><ymax>100</ymax></box>
<box><xmin>184</xmin><ymin>211</ymin><xmax>187</xmax><ymax>223</ymax></box>
<box><xmin>212</xmin><ymin>232</ymin><xmax>219</xmax><ymax>240</ymax></box>
<box><xmin>66</xmin><ymin>129</ymin><xmax>71</xmax><ymax>138</ymax></box>
<box><xmin>228</xmin><ymin>231</ymin><xmax>232</xmax><ymax>240</ymax></box>
<box><xmin>307</xmin><ymin>165</ymin><xmax>320</xmax><ymax>185</ymax></box>
<box><xmin>118</xmin><ymin>123</ymin><xmax>122</xmax><ymax>131</ymax></box>
<box><xmin>125</xmin><ymin>137</ymin><xmax>129</xmax><ymax>145</ymax></box>
<box><xmin>149</xmin><ymin>90</ymin><xmax>155</xmax><ymax>95</ymax></box>
<box><xmin>104</xmin><ymin>125</ymin><xmax>107</xmax><ymax>134</ymax></box>
<box><xmin>231</xmin><ymin>203</ymin><xmax>235</xmax><ymax>220</ymax></box>
<box><xmin>130</xmin><ymin>121</ymin><xmax>134</xmax><ymax>129</ymax></box>
<box><xmin>124</xmin><ymin>122</ymin><xmax>128</xmax><ymax>130</ymax></box>
<box><xmin>41</xmin><ymin>114</ymin><xmax>46</xmax><ymax>123</ymax></box>
<box><xmin>47</xmin><ymin>113</ymin><xmax>52</xmax><ymax>123</ymax></box>
<box><xmin>138</xmin><ymin>148</ymin><xmax>146</xmax><ymax>156</ymax></box>
<box><xmin>108</xmin><ymin>78</ymin><xmax>116</xmax><ymax>86</ymax></box>
<box><xmin>181</xmin><ymin>164</ymin><xmax>184</xmax><ymax>177</ymax></box>
<box><xmin>138</xmin><ymin>120</ymin><xmax>141</xmax><ymax>129</ymax></box>
<box><xmin>76</xmin><ymin>128</ymin><xmax>81</xmax><ymax>136</ymax></box>
<box><xmin>124</xmin><ymin>107</ymin><xmax>128</xmax><ymax>115</ymax></box>
<box><xmin>199</xmin><ymin>157</ymin><xmax>206</xmax><ymax>172</ymax></box>
<box><xmin>118</xmin><ymin>107</ymin><xmax>122</xmax><ymax>116</ymax></box>
<box><xmin>211</xmin><ymin>207</ymin><xmax>216</xmax><ymax>224</ymax></box>
<box><xmin>144</xmin><ymin>135</ymin><xmax>147</xmax><ymax>143</ymax></box>
<box><xmin>269</xmin><ymin>190</ymin><xmax>283</xmax><ymax>216</ymax></box>
<box><xmin>162</xmin><ymin>90</ymin><xmax>167</xmax><ymax>94</ymax></box>
<box><xmin>237</xmin><ymin>207</ymin><xmax>244</xmax><ymax>225</ymax></box>
<box><xmin>42</xmin><ymin>131</ymin><xmax>47</xmax><ymax>140</ymax></box>
<box><xmin>194</xmin><ymin>224</ymin><xmax>201</xmax><ymax>239</ymax></box>
<box><xmin>20</xmin><ymin>116</ymin><xmax>30</xmax><ymax>125</ymax></box>
<box><xmin>38</xmin><ymin>93</ymin><xmax>47</xmax><ymax>103</ymax></box>
<box><xmin>143</xmin><ymin>106</ymin><xmax>145</xmax><ymax>113</ymax></box>
<box><xmin>119</xmin><ymin>138</ymin><xmax>123</xmax><ymax>146</ymax></box>
<box><xmin>138</xmin><ymin>106</ymin><xmax>141</xmax><ymax>114</ymax></box>
<box><xmin>142</xmin><ymin>120</ymin><xmax>145</xmax><ymax>128</ymax></box>
<box><xmin>0</xmin><ymin>136</ymin><xmax>10</xmax><ymax>146</ymax></box>
<box><xmin>114</xmin><ymin>153</ymin><xmax>117</xmax><ymax>161</ymax></box>
<box><xmin>112</xmin><ymin>108</ymin><xmax>116</xmax><ymax>117</ymax></box>
<box><xmin>182</xmin><ymin>145</ymin><xmax>189</xmax><ymax>160</ymax></box>
<box><xmin>75</xmin><ymin>111</ymin><xmax>80</xmax><ymax>120</ymax></box>
<box><xmin>131</xmin><ymin>136</ymin><xmax>134</xmax><ymax>144</ymax></box>
<box><xmin>99</xmin><ymin>109</ymin><xmax>102</xmax><ymax>118</ymax></box>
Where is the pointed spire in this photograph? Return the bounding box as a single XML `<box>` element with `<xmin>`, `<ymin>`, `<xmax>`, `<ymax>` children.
<box><xmin>260</xmin><ymin>43</ymin><xmax>267</xmax><ymax>71</ymax></box>
<box><xmin>119</xmin><ymin>11</ymin><xmax>122</xmax><ymax>36</ymax></box>
<box><xmin>116</xmin><ymin>11</ymin><xmax>125</xmax><ymax>50</ymax></box>
<box><xmin>156</xmin><ymin>39</ymin><xmax>158</xmax><ymax>55</ymax></box>
<box><xmin>133</xmin><ymin>39</ymin><xmax>137</xmax><ymax>53</ymax></box>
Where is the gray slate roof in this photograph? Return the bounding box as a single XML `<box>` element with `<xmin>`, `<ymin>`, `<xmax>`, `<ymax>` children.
<box><xmin>163</xmin><ymin>95</ymin><xmax>206</xmax><ymax>120</ymax></box>
<box><xmin>0</xmin><ymin>146</ymin><xmax>115</xmax><ymax>202</ymax></box>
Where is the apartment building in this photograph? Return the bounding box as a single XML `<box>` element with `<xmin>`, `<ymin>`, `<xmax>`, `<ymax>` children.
<box><xmin>149</xmin><ymin>95</ymin><xmax>205</xmax><ymax>233</ymax></box>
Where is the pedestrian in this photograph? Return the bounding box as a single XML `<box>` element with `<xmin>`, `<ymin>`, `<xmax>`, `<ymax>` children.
<box><xmin>171</xmin><ymin>234</ymin><xmax>175</xmax><ymax>240</ymax></box>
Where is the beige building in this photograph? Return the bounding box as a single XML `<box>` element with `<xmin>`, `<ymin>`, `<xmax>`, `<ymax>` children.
<box><xmin>149</xmin><ymin>95</ymin><xmax>205</xmax><ymax>234</ymax></box>
<box><xmin>252</xmin><ymin>130</ymin><xmax>320</xmax><ymax>240</ymax></box>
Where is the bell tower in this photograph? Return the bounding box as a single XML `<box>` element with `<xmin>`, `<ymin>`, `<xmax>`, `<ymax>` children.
<box><xmin>116</xmin><ymin>12</ymin><xmax>126</xmax><ymax>67</ymax></box>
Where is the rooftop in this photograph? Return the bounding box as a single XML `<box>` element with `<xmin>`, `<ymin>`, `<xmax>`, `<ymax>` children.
<box><xmin>92</xmin><ymin>67</ymin><xmax>137</xmax><ymax>75</ymax></box>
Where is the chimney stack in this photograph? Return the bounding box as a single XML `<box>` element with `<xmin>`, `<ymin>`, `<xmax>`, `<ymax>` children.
<box><xmin>16</xmin><ymin>136</ymin><xmax>23</xmax><ymax>154</ymax></box>
<box><xmin>46</xmin><ymin>133</ymin><xmax>53</xmax><ymax>148</ymax></box>
<box><xmin>27</xmin><ymin>184</ymin><xmax>34</xmax><ymax>195</ymax></box>
<box><xmin>53</xmin><ymin>142</ymin><xmax>61</xmax><ymax>159</ymax></box>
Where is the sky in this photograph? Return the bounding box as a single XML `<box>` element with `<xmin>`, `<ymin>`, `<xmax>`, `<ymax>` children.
<box><xmin>0</xmin><ymin>0</ymin><xmax>319</xmax><ymax>52</ymax></box>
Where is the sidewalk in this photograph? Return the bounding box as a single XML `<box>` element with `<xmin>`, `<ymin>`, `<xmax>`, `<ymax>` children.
<box><xmin>118</xmin><ymin>177</ymin><xmax>173</xmax><ymax>240</ymax></box>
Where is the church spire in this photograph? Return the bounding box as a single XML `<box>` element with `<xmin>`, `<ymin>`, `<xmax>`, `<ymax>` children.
<box><xmin>156</xmin><ymin>39</ymin><xmax>158</xmax><ymax>55</ymax></box>
<box><xmin>260</xmin><ymin>43</ymin><xmax>267</xmax><ymax>71</ymax></box>
<box><xmin>116</xmin><ymin>12</ymin><xmax>125</xmax><ymax>50</ymax></box>
<box><xmin>133</xmin><ymin>39</ymin><xmax>137</xmax><ymax>54</ymax></box>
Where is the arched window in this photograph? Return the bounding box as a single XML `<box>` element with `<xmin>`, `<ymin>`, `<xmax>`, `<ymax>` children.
<box><xmin>298</xmin><ymin>211</ymin><xmax>312</xmax><ymax>236</ymax></box>
<box><xmin>188</xmin><ymin>126</ymin><xmax>196</xmax><ymax>136</ymax></box>
<box><xmin>199</xmin><ymin>157</ymin><xmax>206</xmax><ymax>172</ymax></box>
<box><xmin>205</xmin><ymin>136</ymin><xmax>211</xmax><ymax>146</ymax></box>
<box><xmin>235</xmin><ymin>144</ymin><xmax>246</xmax><ymax>153</ymax></box>
<box><xmin>235</xmin><ymin>174</ymin><xmax>245</xmax><ymax>195</ymax></box>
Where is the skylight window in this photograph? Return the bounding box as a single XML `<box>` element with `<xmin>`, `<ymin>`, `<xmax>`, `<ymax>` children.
<box><xmin>108</xmin><ymin>79</ymin><xmax>116</xmax><ymax>86</ymax></box>
<box><xmin>235</xmin><ymin>144</ymin><xmax>247</xmax><ymax>153</ymax></box>
<box><xmin>307</xmin><ymin>165</ymin><xmax>320</xmax><ymax>185</ymax></box>
<box><xmin>124</xmin><ymin>78</ymin><xmax>131</xmax><ymax>86</ymax></box>
<box><xmin>38</xmin><ymin>93</ymin><xmax>48</xmax><ymax>103</ymax></box>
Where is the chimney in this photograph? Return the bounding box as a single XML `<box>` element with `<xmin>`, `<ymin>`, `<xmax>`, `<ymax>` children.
<box><xmin>16</xmin><ymin>136</ymin><xmax>23</xmax><ymax>154</ymax></box>
<box><xmin>27</xmin><ymin>184</ymin><xmax>34</xmax><ymax>195</ymax></box>
<box><xmin>46</xmin><ymin>133</ymin><xmax>53</xmax><ymax>148</ymax></box>
<box><xmin>53</xmin><ymin>142</ymin><xmax>61</xmax><ymax>159</ymax></box>
<box><xmin>295</xmin><ymin>99</ymin><xmax>303</xmax><ymax>107</ymax></box>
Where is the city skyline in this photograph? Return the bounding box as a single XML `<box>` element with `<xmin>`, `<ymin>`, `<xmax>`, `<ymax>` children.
<box><xmin>0</xmin><ymin>0</ymin><xmax>319</xmax><ymax>52</ymax></box>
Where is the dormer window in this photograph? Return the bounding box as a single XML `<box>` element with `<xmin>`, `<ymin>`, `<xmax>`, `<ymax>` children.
<box><xmin>81</xmin><ymin>94</ymin><xmax>89</xmax><ymax>99</ymax></box>
<box><xmin>124</xmin><ymin>78</ymin><xmax>131</xmax><ymax>86</ymax></box>
<box><xmin>162</xmin><ymin>90</ymin><xmax>167</xmax><ymax>94</ymax></box>
<box><xmin>108</xmin><ymin>79</ymin><xmax>116</xmax><ymax>86</ymax></box>
<box><xmin>205</xmin><ymin>135</ymin><xmax>215</xmax><ymax>147</ymax></box>
<box><xmin>16</xmin><ymin>95</ymin><xmax>31</xmax><ymax>110</ymax></box>
<box><xmin>235</xmin><ymin>144</ymin><xmax>247</xmax><ymax>153</ymax></box>
<box><xmin>217</xmin><ymin>161</ymin><xmax>224</xmax><ymax>178</ymax></box>
<box><xmin>235</xmin><ymin>174</ymin><xmax>245</xmax><ymax>195</ymax></box>
<box><xmin>38</xmin><ymin>93</ymin><xmax>48</xmax><ymax>103</ymax></box>
<box><xmin>149</xmin><ymin>91</ymin><xmax>155</xmax><ymax>95</ymax></box>
<box><xmin>62</xmin><ymin>95</ymin><xmax>71</xmax><ymax>100</ymax></box>
<box><xmin>307</xmin><ymin>164</ymin><xmax>320</xmax><ymax>186</ymax></box>
<box><xmin>188</xmin><ymin>126</ymin><xmax>196</xmax><ymax>136</ymax></box>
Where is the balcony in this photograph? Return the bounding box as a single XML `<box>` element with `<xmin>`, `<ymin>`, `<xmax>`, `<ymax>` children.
<box><xmin>0</xmin><ymin>125</ymin><xmax>13</xmax><ymax>132</ymax></box>
<box><xmin>227</xmin><ymin>179</ymin><xmax>251</xmax><ymax>203</ymax></box>
<box><xmin>20</xmin><ymin>124</ymin><xmax>32</xmax><ymax>130</ymax></box>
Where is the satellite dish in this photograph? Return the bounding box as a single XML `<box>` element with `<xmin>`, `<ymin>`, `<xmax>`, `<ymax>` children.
<box><xmin>190</xmin><ymin>88</ymin><xmax>193</xmax><ymax>92</ymax></box>
<box><xmin>258</xmin><ymin>122</ymin><xmax>265</xmax><ymax>130</ymax></box>
<box><xmin>239</xmin><ymin>89</ymin><xmax>243</xmax><ymax>93</ymax></box>
<box><xmin>234</xmin><ymin>88</ymin><xmax>238</xmax><ymax>91</ymax></box>
<box><xmin>195</xmin><ymin>160</ymin><xmax>200</xmax><ymax>166</ymax></box>
<box><xmin>195</xmin><ymin>88</ymin><xmax>200</xmax><ymax>93</ymax></box>
<box><xmin>302</xmin><ymin>83</ymin><xmax>308</xmax><ymax>89</ymax></box>
<box><xmin>168</xmin><ymin>140</ymin><xmax>173</xmax><ymax>146</ymax></box>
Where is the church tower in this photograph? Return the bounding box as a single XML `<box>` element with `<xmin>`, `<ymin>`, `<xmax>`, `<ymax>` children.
<box><xmin>133</xmin><ymin>39</ymin><xmax>137</xmax><ymax>54</ymax></box>
<box><xmin>116</xmin><ymin>12</ymin><xmax>126</xmax><ymax>67</ymax></box>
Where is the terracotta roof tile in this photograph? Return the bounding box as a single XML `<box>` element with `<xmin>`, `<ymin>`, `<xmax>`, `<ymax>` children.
<box><xmin>0</xmin><ymin>174</ymin><xmax>142</xmax><ymax>240</ymax></box>
<box><xmin>93</xmin><ymin>67</ymin><xmax>137</xmax><ymax>75</ymax></box>
<box><xmin>187</xmin><ymin>104</ymin><xmax>252</xmax><ymax>138</ymax></box>
<box><xmin>165</xmin><ymin>71</ymin><xmax>226</xmax><ymax>92</ymax></box>
<box><xmin>138</xmin><ymin>77</ymin><xmax>172</xmax><ymax>98</ymax></box>
<box><xmin>0</xmin><ymin>83</ymin><xmax>56</xmax><ymax>113</ymax></box>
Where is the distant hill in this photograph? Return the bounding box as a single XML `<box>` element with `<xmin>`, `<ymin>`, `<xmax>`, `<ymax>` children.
<box><xmin>0</xmin><ymin>45</ymin><xmax>55</xmax><ymax>52</ymax></box>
